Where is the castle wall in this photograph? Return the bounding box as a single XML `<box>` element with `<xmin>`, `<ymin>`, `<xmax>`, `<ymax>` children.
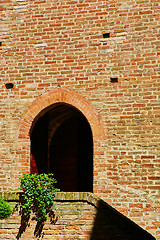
<box><xmin>0</xmin><ymin>0</ymin><xmax>160</xmax><ymax>238</ymax></box>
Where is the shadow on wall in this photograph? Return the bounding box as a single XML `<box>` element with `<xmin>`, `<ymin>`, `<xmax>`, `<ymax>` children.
<box><xmin>90</xmin><ymin>199</ymin><xmax>156</xmax><ymax>240</ymax></box>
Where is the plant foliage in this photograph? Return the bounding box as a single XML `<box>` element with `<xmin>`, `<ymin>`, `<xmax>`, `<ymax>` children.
<box><xmin>19</xmin><ymin>173</ymin><xmax>59</xmax><ymax>222</ymax></box>
<box><xmin>0</xmin><ymin>197</ymin><xmax>12</xmax><ymax>219</ymax></box>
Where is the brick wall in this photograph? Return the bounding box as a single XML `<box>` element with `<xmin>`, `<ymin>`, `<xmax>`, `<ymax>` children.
<box><xmin>0</xmin><ymin>192</ymin><xmax>156</xmax><ymax>240</ymax></box>
<box><xmin>0</xmin><ymin>0</ymin><xmax>160</xmax><ymax>238</ymax></box>
<box><xmin>0</xmin><ymin>192</ymin><xmax>97</xmax><ymax>240</ymax></box>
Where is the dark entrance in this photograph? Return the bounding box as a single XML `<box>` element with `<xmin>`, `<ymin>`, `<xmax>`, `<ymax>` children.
<box><xmin>30</xmin><ymin>103</ymin><xmax>93</xmax><ymax>192</ymax></box>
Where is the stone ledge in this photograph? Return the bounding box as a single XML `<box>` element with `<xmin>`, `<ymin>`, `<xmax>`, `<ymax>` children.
<box><xmin>0</xmin><ymin>192</ymin><xmax>100</xmax><ymax>207</ymax></box>
<box><xmin>0</xmin><ymin>192</ymin><xmax>19</xmax><ymax>201</ymax></box>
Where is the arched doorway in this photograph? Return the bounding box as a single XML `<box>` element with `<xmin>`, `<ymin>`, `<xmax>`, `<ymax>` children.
<box><xmin>30</xmin><ymin>103</ymin><xmax>93</xmax><ymax>192</ymax></box>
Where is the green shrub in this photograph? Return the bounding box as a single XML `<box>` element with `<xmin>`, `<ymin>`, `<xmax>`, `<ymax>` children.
<box><xmin>19</xmin><ymin>173</ymin><xmax>60</xmax><ymax>222</ymax></box>
<box><xmin>0</xmin><ymin>197</ymin><xmax>12</xmax><ymax>219</ymax></box>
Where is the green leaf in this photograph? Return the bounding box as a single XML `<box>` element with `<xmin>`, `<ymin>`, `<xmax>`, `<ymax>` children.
<box><xmin>18</xmin><ymin>173</ymin><xmax>59</xmax><ymax>222</ymax></box>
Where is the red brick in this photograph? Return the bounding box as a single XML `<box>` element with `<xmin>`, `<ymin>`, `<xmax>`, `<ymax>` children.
<box><xmin>0</xmin><ymin>0</ymin><xmax>159</xmax><ymax>238</ymax></box>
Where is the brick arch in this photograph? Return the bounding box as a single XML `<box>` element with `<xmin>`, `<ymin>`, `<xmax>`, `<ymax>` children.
<box><xmin>18</xmin><ymin>88</ymin><xmax>105</xmax><ymax>142</ymax></box>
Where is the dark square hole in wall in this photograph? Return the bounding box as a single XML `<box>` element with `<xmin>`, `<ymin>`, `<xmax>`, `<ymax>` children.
<box><xmin>110</xmin><ymin>78</ymin><xmax>118</xmax><ymax>83</ymax></box>
<box><xmin>103</xmin><ymin>33</ymin><xmax>110</xmax><ymax>38</ymax></box>
<box><xmin>5</xmin><ymin>83</ymin><xmax>14</xmax><ymax>89</ymax></box>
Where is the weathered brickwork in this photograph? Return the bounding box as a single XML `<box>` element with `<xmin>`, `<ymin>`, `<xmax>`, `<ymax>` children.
<box><xmin>0</xmin><ymin>192</ymin><xmax>156</xmax><ymax>240</ymax></box>
<box><xmin>0</xmin><ymin>193</ymin><xmax>95</xmax><ymax>240</ymax></box>
<box><xmin>0</xmin><ymin>0</ymin><xmax>160</xmax><ymax>238</ymax></box>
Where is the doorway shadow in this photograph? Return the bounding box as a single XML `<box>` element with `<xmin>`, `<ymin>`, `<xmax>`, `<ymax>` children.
<box><xmin>90</xmin><ymin>199</ymin><xmax>156</xmax><ymax>240</ymax></box>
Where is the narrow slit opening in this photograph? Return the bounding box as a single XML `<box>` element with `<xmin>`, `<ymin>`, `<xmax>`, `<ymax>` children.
<box><xmin>110</xmin><ymin>78</ymin><xmax>118</xmax><ymax>83</ymax></box>
<box><xmin>5</xmin><ymin>83</ymin><xmax>14</xmax><ymax>89</ymax></box>
<box><xmin>103</xmin><ymin>33</ymin><xmax>110</xmax><ymax>38</ymax></box>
